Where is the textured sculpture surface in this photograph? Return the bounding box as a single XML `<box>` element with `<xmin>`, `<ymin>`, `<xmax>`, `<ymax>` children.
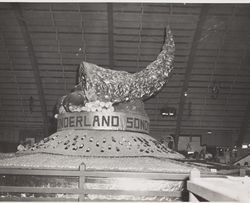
<box><xmin>61</xmin><ymin>27</ymin><xmax>175</xmax><ymax>113</ymax></box>
<box><xmin>16</xmin><ymin>27</ymin><xmax>184</xmax><ymax>160</ymax></box>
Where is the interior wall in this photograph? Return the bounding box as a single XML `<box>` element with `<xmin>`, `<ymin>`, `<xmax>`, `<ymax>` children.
<box><xmin>0</xmin><ymin>128</ymin><xmax>19</xmax><ymax>152</ymax></box>
<box><xmin>0</xmin><ymin>128</ymin><xmax>44</xmax><ymax>152</ymax></box>
<box><xmin>202</xmin><ymin>133</ymin><xmax>238</xmax><ymax>147</ymax></box>
<box><xmin>0</xmin><ymin>128</ymin><xmax>19</xmax><ymax>143</ymax></box>
<box><xmin>243</xmin><ymin>128</ymin><xmax>250</xmax><ymax>144</ymax></box>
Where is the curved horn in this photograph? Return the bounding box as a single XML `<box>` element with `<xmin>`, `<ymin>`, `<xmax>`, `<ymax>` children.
<box><xmin>77</xmin><ymin>27</ymin><xmax>175</xmax><ymax>104</ymax></box>
<box><xmin>130</xmin><ymin>26</ymin><xmax>175</xmax><ymax>100</ymax></box>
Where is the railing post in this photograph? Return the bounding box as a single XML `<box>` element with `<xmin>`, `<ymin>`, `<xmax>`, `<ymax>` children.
<box><xmin>189</xmin><ymin>168</ymin><xmax>200</xmax><ymax>202</ymax></box>
<box><xmin>79</xmin><ymin>163</ymin><xmax>86</xmax><ymax>201</ymax></box>
<box><xmin>190</xmin><ymin>168</ymin><xmax>200</xmax><ymax>181</ymax></box>
<box><xmin>240</xmin><ymin>168</ymin><xmax>246</xmax><ymax>177</ymax></box>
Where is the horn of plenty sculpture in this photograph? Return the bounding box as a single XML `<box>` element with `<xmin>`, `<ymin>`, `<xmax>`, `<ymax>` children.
<box><xmin>61</xmin><ymin>26</ymin><xmax>175</xmax><ymax>113</ymax></box>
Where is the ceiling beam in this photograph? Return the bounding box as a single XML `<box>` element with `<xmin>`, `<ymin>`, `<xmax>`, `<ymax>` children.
<box><xmin>237</xmin><ymin>100</ymin><xmax>250</xmax><ymax>146</ymax></box>
<box><xmin>107</xmin><ymin>3</ymin><xmax>114</xmax><ymax>69</ymax></box>
<box><xmin>12</xmin><ymin>3</ymin><xmax>49</xmax><ymax>137</ymax></box>
<box><xmin>174</xmin><ymin>5</ymin><xmax>210</xmax><ymax>149</ymax></box>
<box><xmin>235</xmin><ymin>7</ymin><xmax>250</xmax><ymax>146</ymax></box>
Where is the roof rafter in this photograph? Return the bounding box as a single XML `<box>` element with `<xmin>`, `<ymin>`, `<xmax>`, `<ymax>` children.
<box><xmin>107</xmin><ymin>3</ymin><xmax>114</xmax><ymax>69</ymax></box>
<box><xmin>235</xmin><ymin>9</ymin><xmax>250</xmax><ymax>147</ymax></box>
<box><xmin>12</xmin><ymin>3</ymin><xmax>49</xmax><ymax>137</ymax></box>
<box><xmin>174</xmin><ymin>5</ymin><xmax>210</xmax><ymax>149</ymax></box>
<box><xmin>237</xmin><ymin>100</ymin><xmax>250</xmax><ymax>146</ymax></box>
<box><xmin>236</xmin><ymin>40</ymin><xmax>250</xmax><ymax>146</ymax></box>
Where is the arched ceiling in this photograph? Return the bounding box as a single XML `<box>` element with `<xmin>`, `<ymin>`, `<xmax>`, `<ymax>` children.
<box><xmin>0</xmin><ymin>3</ymin><xmax>249</xmax><ymax>145</ymax></box>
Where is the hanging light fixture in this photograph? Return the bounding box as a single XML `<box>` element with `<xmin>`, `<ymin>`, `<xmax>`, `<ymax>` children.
<box><xmin>207</xmin><ymin>130</ymin><xmax>212</xmax><ymax>134</ymax></box>
<box><xmin>210</xmin><ymin>80</ymin><xmax>220</xmax><ymax>99</ymax></box>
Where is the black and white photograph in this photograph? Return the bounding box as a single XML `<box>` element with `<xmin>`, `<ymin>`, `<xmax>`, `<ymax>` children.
<box><xmin>0</xmin><ymin>1</ymin><xmax>249</xmax><ymax>202</ymax></box>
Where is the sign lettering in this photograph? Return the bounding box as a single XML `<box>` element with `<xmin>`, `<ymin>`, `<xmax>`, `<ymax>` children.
<box><xmin>57</xmin><ymin>112</ymin><xmax>150</xmax><ymax>134</ymax></box>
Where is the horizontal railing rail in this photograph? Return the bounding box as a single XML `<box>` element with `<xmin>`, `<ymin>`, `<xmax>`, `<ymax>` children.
<box><xmin>0</xmin><ymin>168</ymin><xmax>82</xmax><ymax>176</ymax></box>
<box><xmin>0</xmin><ymin>197</ymin><xmax>78</xmax><ymax>202</ymax></box>
<box><xmin>0</xmin><ymin>163</ymin><xmax>189</xmax><ymax>201</ymax></box>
